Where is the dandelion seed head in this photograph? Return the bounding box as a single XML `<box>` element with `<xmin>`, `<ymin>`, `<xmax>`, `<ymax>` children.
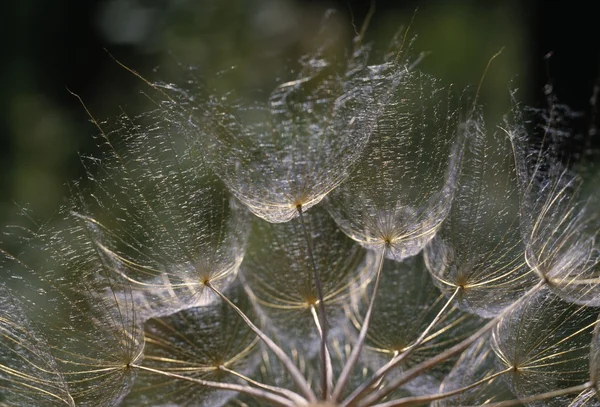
<box><xmin>3</xmin><ymin>8</ymin><xmax>600</xmax><ymax>407</ymax></box>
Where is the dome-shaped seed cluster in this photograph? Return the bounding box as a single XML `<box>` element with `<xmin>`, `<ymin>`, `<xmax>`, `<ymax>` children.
<box><xmin>2</xmin><ymin>13</ymin><xmax>599</xmax><ymax>407</ymax></box>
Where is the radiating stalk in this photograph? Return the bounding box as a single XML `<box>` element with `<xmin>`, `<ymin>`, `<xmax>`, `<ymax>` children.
<box><xmin>133</xmin><ymin>364</ymin><xmax>296</xmax><ymax>407</ymax></box>
<box><xmin>359</xmin><ymin>281</ymin><xmax>545</xmax><ymax>406</ymax></box>
<box><xmin>297</xmin><ymin>204</ymin><xmax>332</xmax><ymax>399</ymax></box>
<box><xmin>342</xmin><ymin>287</ymin><xmax>460</xmax><ymax>407</ymax></box>
<box><xmin>332</xmin><ymin>244</ymin><xmax>387</xmax><ymax>402</ymax></box>
<box><xmin>206</xmin><ymin>282</ymin><xmax>317</xmax><ymax>402</ymax></box>
<box><xmin>219</xmin><ymin>365</ymin><xmax>308</xmax><ymax>406</ymax></box>
<box><xmin>371</xmin><ymin>367</ymin><xmax>511</xmax><ymax>407</ymax></box>
<box><xmin>311</xmin><ymin>305</ymin><xmax>334</xmax><ymax>394</ymax></box>
<box><xmin>481</xmin><ymin>382</ymin><xmax>593</xmax><ymax>407</ymax></box>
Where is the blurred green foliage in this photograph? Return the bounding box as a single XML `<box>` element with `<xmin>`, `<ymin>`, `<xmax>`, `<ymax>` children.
<box><xmin>0</xmin><ymin>0</ymin><xmax>534</xmax><ymax>228</ymax></box>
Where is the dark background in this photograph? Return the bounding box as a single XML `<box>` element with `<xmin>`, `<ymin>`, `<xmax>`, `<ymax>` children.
<box><xmin>1</xmin><ymin>0</ymin><xmax>599</xmax><ymax>226</ymax></box>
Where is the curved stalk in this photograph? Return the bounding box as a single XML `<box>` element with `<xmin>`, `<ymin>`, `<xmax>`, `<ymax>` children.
<box><xmin>342</xmin><ymin>287</ymin><xmax>460</xmax><ymax>407</ymax></box>
<box><xmin>481</xmin><ymin>382</ymin><xmax>593</xmax><ymax>407</ymax></box>
<box><xmin>219</xmin><ymin>365</ymin><xmax>308</xmax><ymax>406</ymax></box>
<box><xmin>359</xmin><ymin>281</ymin><xmax>544</xmax><ymax>406</ymax></box>
<box><xmin>206</xmin><ymin>282</ymin><xmax>317</xmax><ymax>402</ymax></box>
<box><xmin>133</xmin><ymin>364</ymin><xmax>296</xmax><ymax>407</ymax></box>
<box><xmin>297</xmin><ymin>205</ymin><xmax>332</xmax><ymax>399</ymax></box>
<box><xmin>310</xmin><ymin>305</ymin><xmax>334</xmax><ymax>395</ymax></box>
<box><xmin>371</xmin><ymin>367</ymin><xmax>511</xmax><ymax>407</ymax></box>
<box><xmin>333</xmin><ymin>245</ymin><xmax>387</xmax><ymax>401</ymax></box>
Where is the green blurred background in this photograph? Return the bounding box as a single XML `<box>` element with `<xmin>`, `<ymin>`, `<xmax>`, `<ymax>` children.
<box><xmin>1</xmin><ymin>0</ymin><xmax>599</xmax><ymax>227</ymax></box>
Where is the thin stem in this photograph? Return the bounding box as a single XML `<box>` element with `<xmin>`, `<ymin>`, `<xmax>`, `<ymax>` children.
<box><xmin>359</xmin><ymin>281</ymin><xmax>544</xmax><ymax>406</ymax></box>
<box><xmin>297</xmin><ymin>204</ymin><xmax>331</xmax><ymax>399</ymax></box>
<box><xmin>357</xmin><ymin>0</ymin><xmax>375</xmax><ymax>44</ymax></box>
<box><xmin>371</xmin><ymin>367</ymin><xmax>511</xmax><ymax>407</ymax></box>
<box><xmin>343</xmin><ymin>287</ymin><xmax>460</xmax><ymax>407</ymax></box>
<box><xmin>481</xmin><ymin>382</ymin><xmax>593</xmax><ymax>407</ymax></box>
<box><xmin>219</xmin><ymin>365</ymin><xmax>308</xmax><ymax>406</ymax></box>
<box><xmin>333</xmin><ymin>245</ymin><xmax>387</xmax><ymax>402</ymax></box>
<box><xmin>310</xmin><ymin>305</ymin><xmax>334</xmax><ymax>395</ymax></box>
<box><xmin>132</xmin><ymin>364</ymin><xmax>296</xmax><ymax>407</ymax></box>
<box><xmin>206</xmin><ymin>282</ymin><xmax>317</xmax><ymax>402</ymax></box>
